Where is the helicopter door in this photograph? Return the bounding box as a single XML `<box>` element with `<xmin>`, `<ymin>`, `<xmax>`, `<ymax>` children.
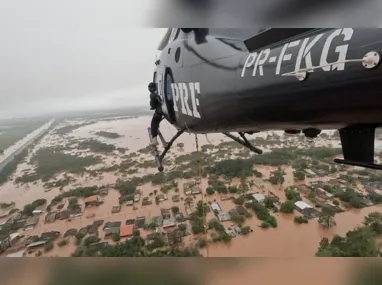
<box><xmin>163</xmin><ymin>69</ymin><xmax>176</xmax><ymax>123</ymax></box>
<box><xmin>154</xmin><ymin>66</ymin><xmax>176</xmax><ymax>124</ymax></box>
<box><xmin>154</xmin><ymin>67</ymin><xmax>168</xmax><ymax>115</ymax></box>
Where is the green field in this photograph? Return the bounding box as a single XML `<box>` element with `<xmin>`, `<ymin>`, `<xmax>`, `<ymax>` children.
<box><xmin>0</xmin><ymin>118</ymin><xmax>47</xmax><ymax>151</ymax></box>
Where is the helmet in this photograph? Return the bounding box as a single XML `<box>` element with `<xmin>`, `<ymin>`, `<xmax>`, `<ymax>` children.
<box><xmin>148</xmin><ymin>82</ymin><xmax>156</xmax><ymax>91</ymax></box>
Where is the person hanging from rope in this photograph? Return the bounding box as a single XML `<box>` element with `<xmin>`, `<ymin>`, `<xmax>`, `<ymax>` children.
<box><xmin>148</xmin><ymin>82</ymin><xmax>163</xmax><ymax>146</ymax></box>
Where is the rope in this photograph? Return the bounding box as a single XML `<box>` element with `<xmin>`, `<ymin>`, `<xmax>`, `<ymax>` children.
<box><xmin>194</xmin><ymin>134</ymin><xmax>209</xmax><ymax>257</ymax></box>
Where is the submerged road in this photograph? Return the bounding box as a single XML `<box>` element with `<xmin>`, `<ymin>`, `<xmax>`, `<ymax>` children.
<box><xmin>0</xmin><ymin>119</ymin><xmax>55</xmax><ymax>171</ymax></box>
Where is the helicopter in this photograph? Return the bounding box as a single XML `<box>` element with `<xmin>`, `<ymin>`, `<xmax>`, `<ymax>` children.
<box><xmin>149</xmin><ymin>28</ymin><xmax>382</xmax><ymax>172</ymax></box>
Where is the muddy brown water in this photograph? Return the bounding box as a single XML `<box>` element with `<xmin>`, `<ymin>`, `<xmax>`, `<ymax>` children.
<box><xmin>0</xmin><ymin>116</ymin><xmax>381</xmax><ymax>257</ymax></box>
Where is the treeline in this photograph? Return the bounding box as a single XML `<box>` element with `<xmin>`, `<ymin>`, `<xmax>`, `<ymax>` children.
<box><xmin>50</xmin><ymin>186</ymin><xmax>100</xmax><ymax>204</ymax></box>
<box><xmin>77</xmin><ymin>139</ymin><xmax>116</xmax><ymax>153</ymax></box>
<box><xmin>95</xmin><ymin>131</ymin><xmax>122</xmax><ymax>139</ymax></box>
<box><xmin>0</xmin><ymin>149</ymin><xmax>29</xmax><ymax>184</ymax></box>
<box><xmin>54</xmin><ymin>122</ymin><xmax>96</xmax><ymax>135</ymax></box>
<box><xmin>22</xmin><ymin>199</ymin><xmax>47</xmax><ymax>216</ymax></box>
<box><xmin>316</xmin><ymin>212</ymin><xmax>382</xmax><ymax>257</ymax></box>
<box><xmin>16</xmin><ymin>148</ymin><xmax>101</xmax><ymax>183</ymax></box>
<box><xmin>72</xmin><ymin>229</ymin><xmax>201</xmax><ymax>257</ymax></box>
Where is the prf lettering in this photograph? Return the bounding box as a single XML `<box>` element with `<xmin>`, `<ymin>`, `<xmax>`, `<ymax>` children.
<box><xmin>171</xmin><ymin>82</ymin><xmax>201</xmax><ymax>118</ymax></box>
<box><xmin>241</xmin><ymin>28</ymin><xmax>354</xmax><ymax>77</ymax></box>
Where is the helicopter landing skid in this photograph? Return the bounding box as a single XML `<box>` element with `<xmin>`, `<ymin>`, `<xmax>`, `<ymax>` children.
<box><xmin>222</xmin><ymin>132</ymin><xmax>263</xmax><ymax>154</ymax></box>
<box><xmin>147</xmin><ymin>127</ymin><xmax>185</xmax><ymax>172</ymax></box>
<box><xmin>333</xmin><ymin>125</ymin><xmax>382</xmax><ymax>170</ymax></box>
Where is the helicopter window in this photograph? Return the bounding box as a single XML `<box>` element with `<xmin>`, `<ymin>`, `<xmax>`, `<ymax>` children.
<box><xmin>172</xmin><ymin>29</ymin><xmax>180</xmax><ymax>41</ymax></box>
<box><xmin>165</xmin><ymin>72</ymin><xmax>173</xmax><ymax>101</ymax></box>
<box><xmin>157</xmin><ymin>28</ymin><xmax>172</xmax><ymax>51</ymax></box>
<box><xmin>153</xmin><ymin>72</ymin><xmax>157</xmax><ymax>84</ymax></box>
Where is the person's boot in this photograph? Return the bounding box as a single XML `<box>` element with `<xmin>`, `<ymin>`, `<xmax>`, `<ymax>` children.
<box><xmin>151</xmin><ymin>136</ymin><xmax>159</xmax><ymax>146</ymax></box>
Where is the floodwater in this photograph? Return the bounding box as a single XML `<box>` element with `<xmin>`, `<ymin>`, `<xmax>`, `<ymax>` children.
<box><xmin>0</xmin><ymin>116</ymin><xmax>381</xmax><ymax>257</ymax></box>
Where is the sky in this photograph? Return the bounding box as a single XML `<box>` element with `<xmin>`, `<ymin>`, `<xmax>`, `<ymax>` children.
<box><xmin>0</xmin><ymin>1</ymin><xmax>166</xmax><ymax>119</ymax></box>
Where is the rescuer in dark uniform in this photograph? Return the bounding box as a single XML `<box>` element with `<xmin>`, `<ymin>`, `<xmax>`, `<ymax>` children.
<box><xmin>149</xmin><ymin>82</ymin><xmax>163</xmax><ymax>146</ymax></box>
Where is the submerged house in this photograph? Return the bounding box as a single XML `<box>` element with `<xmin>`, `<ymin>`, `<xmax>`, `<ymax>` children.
<box><xmin>184</xmin><ymin>181</ymin><xmax>201</xmax><ymax>195</ymax></box>
<box><xmin>294</xmin><ymin>201</ymin><xmax>318</xmax><ymax>218</ymax></box>
<box><xmin>24</xmin><ymin>216</ymin><xmax>39</xmax><ymax>230</ymax></box>
<box><xmin>120</xmin><ymin>224</ymin><xmax>134</xmax><ymax>238</ymax></box>
<box><xmin>210</xmin><ymin>203</ymin><xmax>222</xmax><ymax>215</ymax></box>
<box><xmin>134</xmin><ymin>217</ymin><xmax>146</xmax><ymax>228</ymax></box>
<box><xmin>252</xmin><ymin>193</ymin><xmax>265</xmax><ymax>203</ymax></box>
<box><xmin>84</xmin><ymin>195</ymin><xmax>103</xmax><ymax>207</ymax></box>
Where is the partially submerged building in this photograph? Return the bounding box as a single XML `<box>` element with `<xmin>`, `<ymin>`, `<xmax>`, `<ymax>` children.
<box><xmin>126</xmin><ymin>219</ymin><xmax>135</xmax><ymax>225</ymax></box>
<box><xmin>103</xmin><ymin>221</ymin><xmax>121</xmax><ymax>233</ymax></box>
<box><xmin>111</xmin><ymin>205</ymin><xmax>121</xmax><ymax>214</ymax></box>
<box><xmin>56</xmin><ymin>210</ymin><xmax>70</xmax><ymax>220</ymax></box>
<box><xmin>210</xmin><ymin>202</ymin><xmax>222</xmax><ymax>215</ymax></box>
<box><xmin>185</xmin><ymin>204</ymin><xmax>196</xmax><ymax>216</ymax></box>
<box><xmin>6</xmin><ymin>250</ymin><xmax>25</xmax><ymax>257</ymax></box>
<box><xmin>64</xmin><ymin>228</ymin><xmax>78</xmax><ymax>238</ymax></box>
<box><xmin>172</xmin><ymin>194</ymin><xmax>180</xmax><ymax>202</ymax></box>
<box><xmin>218</xmin><ymin>213</ymin><xmax>231</xmax><ymax>222</ymax></box>
<box><xmin>294</xmin><ymin>201</ymin><xmax>318</xmax><ymax>218</ymax></box>
<box><xmin>305</xmin><ymin>169</ymin><xmax>316</xmax><ymax>176</ymax></box>
<box><xmin>24</xmin><ymin>216</ymin><xmax>39</xmax><ymax>230</ymax></box>
<box><xmin>151</xmin><ymin>216</ymin><xmax>164</xmax><ymax>226</ymax></box>
<box><xmin>134</xmin><ymin>216</ymin><xmax>146</xmax><ymax>228</ymax></box>
<box><xmin>161</xmin><ymin>208</ymin><xmax>172</xmax><ymax>220</ymax></box>
<box><xmin>41</xmin><ymin>231</ymin><xmax>60</xmax><ymax>241</ymax></box>
<box><xmin>183</xmin><ymin>181</ymin><xmax>201</xmax><ymax>195</ymax></box>
<box><xmin>134</xmin><ymin>194</ymin><xmax>141</xmax><ymax>203</ymax></box>
<box><xmin>45</xmin><ymin>212</ymin><xmax>57</xmax><ymax>223</ymax></box>
<box><xmin>120</xmin><ymin>224</ymin><xmax>134</xmax><ymax>238</ymax></box>
<box><xmin>252</xmin><ymin>193</ymin><xmax>265</xmax><ymax>203</ymax></box>
<box><xmin>26</xmin><ymin>240</ymin><xmax>48</xmax><ymax>250</ymax></box>
<box><xmin>156</xmin><ymin>194</ymin><xmax>168</xmax><ymax>202</ymax></box>
<box><xmin>163</xmin><ymin>218</ymin><xmax>176</xmax><ymax>229</ymax></box>
<box><xmin>142</xmin><ymin>197</ymin><xmax>152</xmax><ymax>206</ymax></box>
<box><xmin>84</xmin><ymin>195</ymin><xmax>103</xmax><ymax>207</ymax></box>
<box><xmin>167</xmin><ymin>229</ymin><xmax>182</xmax><ymax>245</ymax></box>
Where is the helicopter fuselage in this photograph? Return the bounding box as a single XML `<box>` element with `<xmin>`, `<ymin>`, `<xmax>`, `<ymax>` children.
<box><xmin>153</xmin><ymin>28</ymin><xmax>382</xmax><ymax>134</ymax></box>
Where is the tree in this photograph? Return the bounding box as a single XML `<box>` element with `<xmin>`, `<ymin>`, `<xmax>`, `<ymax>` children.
<box><xmin>171</xmin><ymin>206</ymin><xmax>179</xmax><ymax>214</ymax></box>
<box><xmin>269</xmin><ymin>174</ymin><xmax>285</xmax><ymax>185</ymax></box>
<box><xmin>280</xmin><ymin>201</ymin><xmax>294</xmax><ymax>213</ymax></box>
<box><xmin>294</xmin><ymin>216</ymin><xmax>308</xmax><ymax>224</ymax></box>
<box><xmin>285</xmin><ymin>188</ymin><xmax>302</xmax><ymax>201</ymax></box>
<box><xmin>233</xmin><ymin>195</ymin><xmax>244</xmax><ymax>205</ymax></box>
<box><xmin>349</xmin><ymin>196</ymin><xmax>363</xmax><ymax>208</ymax></box>
<box><xmin>318</xmin><ymin>213</ymin><xmax>336</xmax><ymax>228</ymax></box>
<box><xmin>228</xmin><ymin>186</ymin><xmax>239</xmax><ymax>194</ymax></box>
<box><xmin>197</xmin><ymin>237</ymin><xmax>207</xmax><ymax>248</ymax></box>
<box><xmin>364</xmin><ymin>212</ymin><xmax>382</xmax><ymax>234</ymax></box>
<box><xmin>196</xmin><ymin>200</ymin><xmax>208</xmax><ymax>217</ymax></box>
<box><xmin>22</xmin><ymin>204</ymin><xmax>36</xmax><ymax>216</ymax></box>
<box><xmin>230</xmin><ymin>212</ymin><xmax>245</xmax><ymax>225</ymax></box>
<box><xmin>316</xmin><ymin>227</ymin><xmax>378</xmax><ymax>257</ymax></box>
<box><xmin>206</xmin><ymin>187</ymin><xmax>215</xmax><ymax>195</ymax></box>
<box><xmin>154</xmin><ymin>190</ymin><xmax>158</xmax><ymax>196</ymax></box>
<box><xmin>241</xmin><ymin>226</ymin><xmax>251</xmax><ymax>235</ymax></box>
<box><xmin>293</xmin><ymin>170</ymin><xmax>305</xmax><ymax>181</ymax></box>
<box><xmin>264</xmin><ymin>197</ymin><xmax>274</xmax><ymax>209</ymax></box>
<box><xmin>83</xmin><ymin>235</ymin><xmax>101</xmax><ymax>246</ymax></box>
<box><xmin>112</xmin><ymin>232</ymin><xmax>120</xmax><ymax>242</ymax></box>
<box><xmin>148</xmin><ymin>222</ymin><xmax>157</xmax><ymax>230</ymax></box>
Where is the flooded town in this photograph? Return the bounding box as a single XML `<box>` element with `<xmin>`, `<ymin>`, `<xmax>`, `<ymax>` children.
<box><xmin>1</xmin><ymin>114</ymin><xmax>382</xmax><ymax>258</ymax></box>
